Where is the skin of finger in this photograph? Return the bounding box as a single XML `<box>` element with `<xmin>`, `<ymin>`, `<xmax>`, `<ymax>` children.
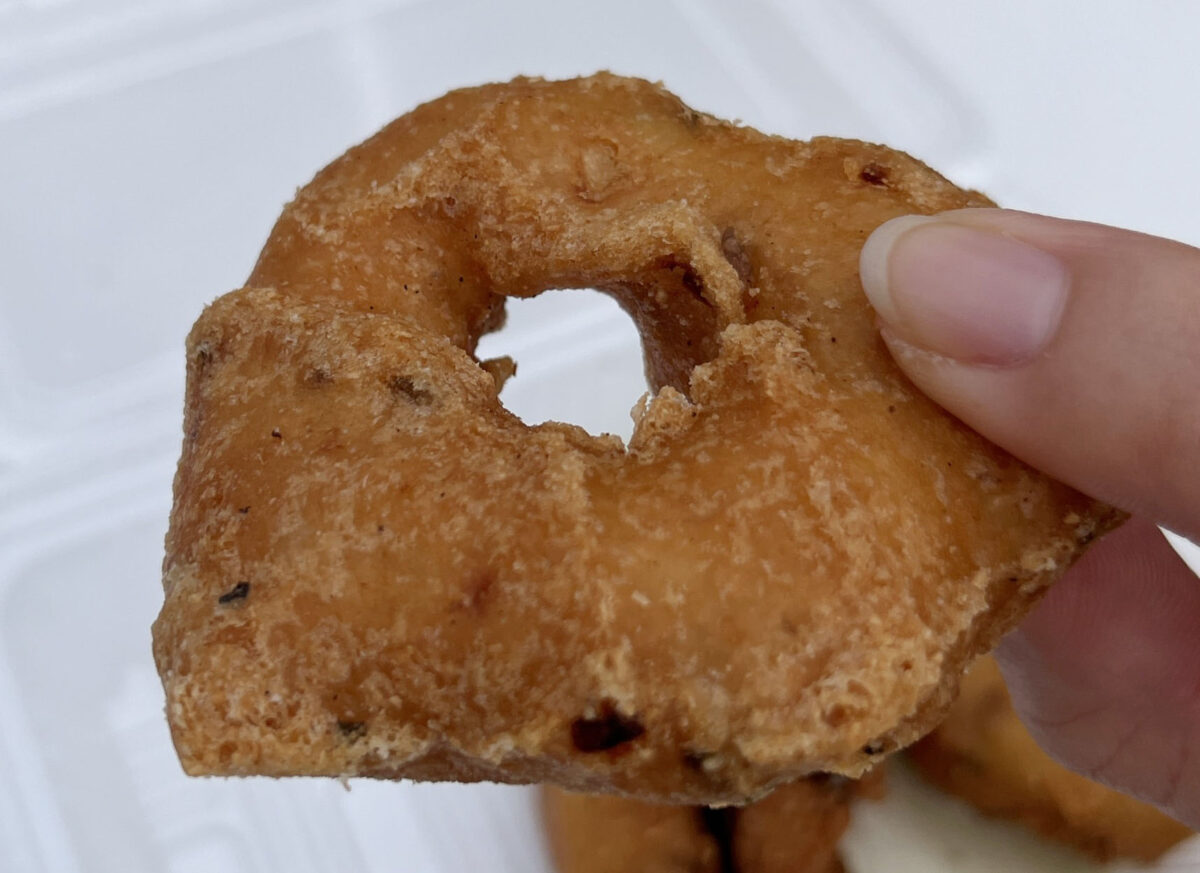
<box><xmin>994</xmin><ymin>518</ymin><xmax>1200</xmax><ymax>828</ymax></box>
<box><xmin>877</xmin><ymin>210</ymin><xmax>1200</xmax><ymax>540</ymax></box>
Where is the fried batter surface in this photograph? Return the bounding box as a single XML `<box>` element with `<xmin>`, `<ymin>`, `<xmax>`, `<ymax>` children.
<box><xmin>909</xmin><ymin>657</ymin><xmax>1192</xmax><ymax>861</ymax></box>
<box><xmin>543</xmin><ymin>787</ymin><xmax>723</xmax><ymax>873</ymax></box>
<box><xmin>543</xmin><ymin>775</ymin><xmax>873</xmax><ymax>873</ymax></box>
<box><xmin>153</xmin><ymin>74</ymin><xmax>1122</xmax><ymax>803</ymax></box>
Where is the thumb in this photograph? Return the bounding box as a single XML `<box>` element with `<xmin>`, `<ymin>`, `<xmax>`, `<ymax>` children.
<box><xmin>859</xmin><ymin>208</ymin><xmax>1200</xmax><ymax>828</ymax></box>
<box><xmin>859</xmin><ymin>208</ymin><xmax>1200</xmax><ymax>541</ymax></box>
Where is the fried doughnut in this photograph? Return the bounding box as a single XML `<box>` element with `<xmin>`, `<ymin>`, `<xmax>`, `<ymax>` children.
<box><xmin>908</xmin><ymin>657</ymin><xmax>1193</xmax><ymax>861</ymax></box>
<box><xmin>152</xmin><ymin>73</ymin><xmax>1123</xmax><ymax>803</ymax></box>
<box><xmin>542</xmin><ymin>774</ymin><xmax>879</xmax><ymax>873</ymax></box>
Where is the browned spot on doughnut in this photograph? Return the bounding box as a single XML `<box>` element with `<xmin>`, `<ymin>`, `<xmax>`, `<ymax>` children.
<box><xmin>859</xmin><ymin>163</ymin><xmax>889</xmax><ymax>187</ymax></box>
<box><xmin>683</xmin><ymin>749</ymin><xmax>713</xmax><ymax>771</ymax></box>
<box><xmin>720</xmin><ymin>227</ymin><xmax>753</xmax><ymax>286</ymax></box>
<box><xmin>456</xmin><ymin>569</ymin><xmax>497</xmax><ymax>614</ymax></box>
<box><xmin>194</xmin><ymin>342</ymin><xmax>214</xmax><ymax>373</ymax></box>
<box><xmin>388</xmin><ymin>375</ymin><xmax>433</xmax><ymax>405</ymax></box>
<box><xmin>655</xmin><ymin>255</ymin><xmax>711</xmax><ymax>308</ymax></box>
<box><xmin>824</xmin><ymin>704</ymin><xmax>849</xmax><ymax>728</ymax></box>
<box><xmin>571</xmin><ymin>702</ymin><xmax>645</xmax><ymax>752</ymax></box>
<box><xmin>304</xmin><ymin>366</ymin><xmax>333</xmax><ymax>386</ymax></box>
<box><xmin>681</xmin><ymin>268</ymin><xmax>707</xmax><ymax>304</ymax></box>
<box><xmin>218</xmin><ymin>581</ymin><xmax>250</xmax><ymax>605</ymax></box>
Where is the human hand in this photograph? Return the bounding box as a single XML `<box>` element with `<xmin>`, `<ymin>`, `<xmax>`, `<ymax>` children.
<box><xmin>859</xmin><ymin>208</ymin><xmax>1200</xmax><ymax>829</ymax></box>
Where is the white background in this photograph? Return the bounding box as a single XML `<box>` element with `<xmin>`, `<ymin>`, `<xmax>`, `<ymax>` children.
<box><xmin>1</xmin><ymin>1</ymin><xmax>1198</xmax><ymax>871</ymax></box>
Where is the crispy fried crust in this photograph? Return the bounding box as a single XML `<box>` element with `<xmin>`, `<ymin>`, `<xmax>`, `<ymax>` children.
<box><xmin>153</xmin><ymin>73</ymin><xmax>1123</xmax><ymax>803</ymax></box>
<box><xmin>908</xmin><ymin>657</ymin><xmax>1193</xmax><ymax>861</ymax></box>
<box><xmin>542</xmin><ymin>775</ymin><xmax>875</xmax><ymax>873</ymax></box>
<box><xmin>542</xmin><ymin>788</ymin><xmax>722</xmax><ymax>873</ymax></box>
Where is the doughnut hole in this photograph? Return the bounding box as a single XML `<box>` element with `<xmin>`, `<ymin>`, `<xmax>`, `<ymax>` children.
<box><xmin>474</xmin><ymin>289</ymin><xmax>648</xmax><ymax>443</ymax></box>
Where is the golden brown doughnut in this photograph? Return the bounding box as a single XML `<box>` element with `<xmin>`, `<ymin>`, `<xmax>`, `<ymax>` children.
<box><xmin>542</xmin><ymin>774</ymin><xmax>878</xmax><ymax>873</ymax></box>
<box><xmin>542</xmin><ymin>788</ymin><xmax>724</xmax><ymax>873</ymax></box>
<box><xmin>908</xmin><ymin>657</ymin><xmax>1193</xmax><ymax>861</ymax></box>
<box><xmin>152</xmin><ymin>73</ymin><xmax>1122</xmax><ymax>804</ymax></box>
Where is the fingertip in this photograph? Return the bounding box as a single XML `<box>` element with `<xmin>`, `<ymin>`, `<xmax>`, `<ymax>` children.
<box><xmin>859</xmin><ymin>214</ymin><xmax>932</xmax><ymax>329</ymax></box>
<box><xmin>988</xmin><ymin>520</ymin><xmax>1200</xmax><ymax>824</ymax></box>
<box><xmin>862</xmin><ymin>210</ymin><xmax>1200</xmax><ymax>537</ymax></box>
